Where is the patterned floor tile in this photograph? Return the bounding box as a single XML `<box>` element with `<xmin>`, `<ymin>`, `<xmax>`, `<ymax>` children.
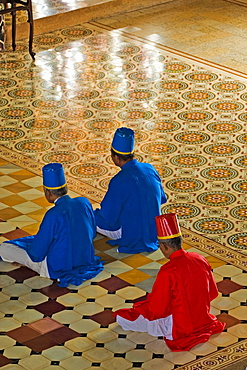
<box><xmin>6</xmin><ymin>266</ymin><xmax>38</xmax><ymax>282</ymax></box>
<box><xmin>39</xmin><ymin>282</ymin><xmax>70</xmax><ymax>299</ymax></box>
<box><xmin>216</xmin><ymin>313</ymin><xmax>242</xmax><ymax>329</ymax></box>
<box><xmin>0</xmin><ymin>354</ymin><xmax>13</xmax><ymax>367</ymax></box>
<box><xmin>28</xmin><ymin>317</ymin><xmax>63</xmax><ymax>334</ymax></box>
<box><xmin>217</xmin><ymin>278</ymin><xmax>243</xmax><ymax>295</ymax></box>
<box><xmin>7</xmin><ymin>325</ymin><xmax>39</xmax><ymax>343</ymax></box>
<box><xmin>34</xmin><ymin>300</ymin><xmax>67</xmax><ymax>316</ymax></box>
<box><xmin>0</xmin><ymin>1</ymin><xmax>247</xmax><ymax>369</ymax></box>
<box><xmin>2</xmin><ymin>229</ymin><xmax>30</xmax><ymax>239</ymax></box>
<box><xmin>90</xmin><ymin>309</ymin><xmax>116</xmax><ymax>326</ymax></box>
<box><xmin>97</xmin><ymin>276</ymin><xmax>131</xmax><ymax>293</ymax></box>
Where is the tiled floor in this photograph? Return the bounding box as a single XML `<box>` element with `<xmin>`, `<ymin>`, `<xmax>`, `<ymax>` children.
<box><xmin>0</xmin><ymin>0</ymin><xmax>247</xmax><ymax>369</ymax></box>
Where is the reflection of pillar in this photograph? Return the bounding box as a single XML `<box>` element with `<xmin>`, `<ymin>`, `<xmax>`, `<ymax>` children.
<box><xmin>0</xmin><ymin>5</ymin><xmax>4</xmax><ymax>50</ymax></box>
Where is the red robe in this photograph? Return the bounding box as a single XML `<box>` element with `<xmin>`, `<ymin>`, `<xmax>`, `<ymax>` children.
<box><xmin>114</xmin><ymin>249</ymin><xmax>225</xmax><ymax>351</ymax></box>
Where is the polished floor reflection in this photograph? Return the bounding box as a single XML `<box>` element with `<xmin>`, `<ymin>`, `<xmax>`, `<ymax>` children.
<box><xmin>0</xmin><ymin>0</ymin><xmax>247</xmax><ymax>369</ymax></box>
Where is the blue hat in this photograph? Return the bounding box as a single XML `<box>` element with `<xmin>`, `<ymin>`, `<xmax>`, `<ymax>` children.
<box><xmin>42</xmin><ymin>163</ymin><xmax>66</xmax><ymax>190</ymax></box>
<box><xmin>111</xmin><ymin>127</ymin><xmax>134</xmax><ymax>155</ymax></box>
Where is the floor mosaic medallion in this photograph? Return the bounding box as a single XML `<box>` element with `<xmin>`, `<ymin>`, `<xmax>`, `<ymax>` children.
<box><xmin>0</xmin><ymin>1</ymin><xmax>247</xmax><ymax>369</ymax></box>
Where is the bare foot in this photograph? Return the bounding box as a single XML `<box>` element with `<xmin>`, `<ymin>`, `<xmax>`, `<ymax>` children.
<box><xmin>11</xmin><ymin>262</ymin><xmax>25</xmax><ymax>267</ymax></box>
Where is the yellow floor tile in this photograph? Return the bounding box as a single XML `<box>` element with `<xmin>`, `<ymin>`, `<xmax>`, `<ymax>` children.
<box><xmin>117</xmin><ymin>269</ymin><xmax>151</xmax><ymax>284</ymax></box>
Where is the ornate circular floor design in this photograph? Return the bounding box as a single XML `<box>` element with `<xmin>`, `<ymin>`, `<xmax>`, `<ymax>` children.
<box><xmin>0</xmin><ymin>128</ymin><xmax>25</xmax><ymax>141</ymax></box>
<box><xmin>174</xmin><ymin>131</ymin><xmax>210</xmax><ymax>144</ymax></box>
<box><xmin>141</xmin><ymin>142</ymin><xmax>177</xmax><ymax>155</ymax></box>
<box><xmin>155</xmin><ymin>81</ymin><xmax>188</xmax><ymax>91</ymax></box>
<box><xmin>0</xmin><ymin>107</ymin><xmax>33</xmax><ymax>119</ymax></box>
<box><xmin>8</xmin><ymin>88</ymin><xmax>38</xmax><ymax>99</ymax></box>
<box><xmin>162</xmin><ymin>203</ymin><xmax>200</xmax><ymax>218</ymax></box>
<box><xmin>128</xmin><ymin>71</ymin><xmax>161</xmax><ymax>82</ymax></box>
<box><xmin>206</xmin><ymin>122</ymin><xmax>243</xmax><ymax>133</ymax></box>
<box><xmin>228</xmin><ymin>233</ymin><xmax>247</xmax><ymax>250</ymax></box>
<box><xmin>0</xmin><ymin>78</ymin><xmax>16</xmax><ymax>88</ymax></box>
<box><xmin>118</xmin><ymin>109</ymin><xmax>153</xmax><ymax>120</ymax></box>
<box><xmin>178</xmin><ymin>111</ymin><xmax>213</xmax><ymax>122</ymax></box>
<box><xmin>232</xmin><ymin>180</ymin><xmax>247</xmax><ymax>193</ymax></box>
<box><xmin>200</xmin><ymin>167</ymin><xmax>238</xmax><ymax>180</ymax></box>
<box><xmin>212</xmin><ymin>81</ymin><xmax>246</xmax><ymax>92</ymax></box>
<box><xmin>24</xmin><ymin>118</ymin><xmax>59</xmax><ymax>130</ymax></box>
<box><xmin>153</xmin><ymin>165</ymin><xmax>173</xmax><ymax>178</ymax></box>
<box><xmin>193</xmin><ymin>218</ymin><xmax>234</xmax><ymax>234</ymax></box>
<box><xmin>236</xmin><ymin>134</ymin><xmax>247</xmax><ymax>144</ymax></box>
<box><xmin>230</xmin><ymin>206</ymin><xmax>247</xmax><ymax>220</ymax></box>
<box><xmin>15</xmin><ymin>139</ymin><xmax>52</xmax><ymax>153</ymax></box>
<box><xmin>58</xmin><ymin>109</ymin><xmax>93</xmax><ymax>120</ymax></box>
<box><xmin>209</xmin><ymin>101</ymin><xmax>244</xmax><ymax>112</ymax></box>
<box><xmin>32</xmin><ymin>99</ymin><xmax>66</xmax><ymax>109</ymax></box>
<box><xmin>182</xmin><ymin>91</ymin><xmax>215</xmax><ymax>101</ymax></box>
<box><xmin>78</xmin><ymin>141</ymin><xmax>110</xmax><ymax>153</ymax></box>
<box><xmin>185</xmin><ymin>72</ymin><xmax>218</xmax><ymax>82</ymax></box>
<box><xmin>170</xmin><ymin>154</ymin><xmax>207</xmax><ymax>167</ymax></box>
<box><xmin>123</xmin><ymin>89</ymin><xmax>157</xmax><ymax>101</ymax></box>
<box><xmin>164</xmin><ymin>62</ymin><xmax>191</xmax><ymax>73</ymax></box>
<box><xmin>0</xmin><ymin>60</ymin><xmax>25</xmax><ymax>70</ymax></box>
<box><xmin>234</xmin><ymin>156</ymin><xmax>247</xmax><ymax>168</ymax></box>
<box><xmin>70</xmin><ymin>163</ymin><xmax>108</xmax><ymax>178</ymax></box>
<box><xmin>42</xmin><ymin>151</ymin><xmax>80</xmax><ymax>164</ymax></box>
<box><xmin>197</xmin><ymin>192</ymin><xmax>236</xmax><ymax>206</ymax></box>
<box><xmin>166</xmin><ymin>178</ymin><xmax>204</xmax><ymax>192</ymax></box>
<box><xmin>146</xmin><ymin>120</ymin><xmax>181</xmax><ymax>132</ymax></box>
<box><xmin>203</xmin><ymin>143</ymin><xmax>240</xmax><ymax>156</ymax></box>
<box><xmin>61</xmin><ymin>27</ymin><xmax>93</xmax><ymax>37</ymax></box>
<box><xmin>50</xmin><ymin>129</ymin><xmax>86</xmax><ymax>142</ymax></box>
<box><xmin>152</xmin><ymin>100</ymin><xmax>184</xmax><ymax>111</ymax></box>
<box><xmin>92</xmin><ymin>99</ymin><xmax>126</xmax><ymax>110</ymax></box>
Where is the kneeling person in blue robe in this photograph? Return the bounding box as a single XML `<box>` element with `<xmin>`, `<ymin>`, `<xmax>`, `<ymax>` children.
<box><xmin>94</xmin><ymin>127</ymin><xmax>167</xmax><ymax>254</ymax></box>
<box><xmin>0</xmin><ymin>163</ymin><xmax>103</xmax><ymax>287</ymax></box>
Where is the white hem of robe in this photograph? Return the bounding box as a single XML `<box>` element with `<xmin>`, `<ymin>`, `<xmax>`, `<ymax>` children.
<box><xmin>96</xmin><ymin>226</ymin><xmax>122</xmax><ymax>240</ymax></box>
<box><xmin>116</xmin><ymin>314</ymin><xmax>173</xmax><ymax>340</ymax></box>
<box><xmin>0</xmin><ymin>242</ymin><xmax>50</xmax><ymax>278</ymax></box>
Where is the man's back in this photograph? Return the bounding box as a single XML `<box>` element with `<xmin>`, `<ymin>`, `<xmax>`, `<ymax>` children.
<box><xmin>29</xmin><ymin>195</ymin><xmax>96</xmax><ymax>276</ymax></box>
<box><xmin>94</xmin><ymin>159</ymin><xmax>167</xmax><ymax>253</ymax></box>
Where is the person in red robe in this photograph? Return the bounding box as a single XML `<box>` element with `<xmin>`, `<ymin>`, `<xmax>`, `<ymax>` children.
<box><xmin>113</xmin><ymin>213</ymin><xmax>225</xmax><ymax>352</ymax></box>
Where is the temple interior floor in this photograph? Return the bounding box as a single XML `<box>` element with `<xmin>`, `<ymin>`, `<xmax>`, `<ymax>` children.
<box><xmin>0</xmin><ymin>0</ymin><xmax>247</xmax><ymax>369</ymax></box>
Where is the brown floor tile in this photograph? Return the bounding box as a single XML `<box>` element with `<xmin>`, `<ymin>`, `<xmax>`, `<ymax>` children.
<box><xmin>10</xmin><ymin>170</ymin><xmax>37</xmax><ymax>181</ymax></box>
<box><xmin>131</xmin><ymin>294</ymin><xmax>148</xmax><ymax>304</ymax></box>
<box><xmin>6</xmin><ymin>266</ymin><xmax>38</xmax><ymax>282</ymax></box>
<box><xmin>90</xmin><ymin>309</ymin><xmax>116</xmax><ymax>326</ymax></box>
<box><xmin>2</xmin><ymin>228</ymin><xmax>31</xmax><ymax>240</ymax></box>
<box><xmin>96</xmin><ymin>251</ymin><xmax>116</xmax><ymax>264</ymax></box>
<box><xmin>23</xmin><ymin>333</ymin><xmax>58</xmax><ymax>352</ymax></box>
<box><xmin>6</xmin><ymin>325</ymin><xmax>41</xmax><ymax>343</ymax></box>
<box><xmin>3</xmin><ymin>183</ymin><xmax>31</xmax><ymax>193</ymax></box>
<box><xmin>217</xmin><ymin>279</ymin><xmax>243</xmax><ymax>295</ymax></box>
<box><xmin>0</xmin><ymin>195</ymin><xmax>27</xmax><ymax>207</ymax></box>
<box><xmin>216</xmin><ymin>313</ymin><xmax>242</xmax><ymax>329</ymax></box>
<box><xmin>39</xmin><ymin>282</ymin><xmax>70</xmax><ymax>299</ymax></box>
<box><xmin>46</xmin><ymin>326</ymin><xmax>80</xmax><ymax>344</ymax></box>
<box><xmin>0</xmin><ymin>354</ymin><xmax>12</xmax><ymax>367</ymax></box>
<box><xmin>94</xmin><ymin>237</ymin><xmax>112</xmax><ymax>251</ymax></box>
<box><xmin>97</xmin><ymin>276</ymin><xmax>131</xmax><ymax>293</ymax></box>
<box><xmin>0</xmin><ymin>208</ymin><xmax>22</xmax><ymax>220</ymax></box>
<box><xmin>28</xmin><ymin>317</ymin><xmax>63</xmax><ymax>334</ymax></box>
<box><xmin>34</xmin><ymin>300</ymin><xmax>66</xmax><ymax>316</ymax></box>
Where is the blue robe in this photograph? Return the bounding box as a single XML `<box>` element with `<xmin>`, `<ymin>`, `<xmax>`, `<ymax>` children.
<box><xmin>6</xmin><ymin>195</ymin><xmax>103</xmax><ymax>287</ymax></box>
<box><xmin>94</xmin><ymin>159</ymin><xmax>167</xmax><ymax>253</ymax></box>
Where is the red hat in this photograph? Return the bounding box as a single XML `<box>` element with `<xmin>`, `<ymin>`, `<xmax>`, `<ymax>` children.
<box><xmin>155</xmin><ymin>213</ymin><xmax>181</xmax><ymax>240</ymax></box>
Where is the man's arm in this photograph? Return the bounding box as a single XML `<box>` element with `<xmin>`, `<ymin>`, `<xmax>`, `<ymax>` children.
<box><xmin>26</xmin><ymin>211</ymin><xmax>55</xmax><ymax>262</ymax></box>
<box><xmin>133</xmin><ymin>267</ymin><xmax>172</xmax><ymax>320</ymax></box>
<box><xmin>94</xmin><ymin>178</ymin><xmax>122</xmax><ymax>230</ymax></box>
